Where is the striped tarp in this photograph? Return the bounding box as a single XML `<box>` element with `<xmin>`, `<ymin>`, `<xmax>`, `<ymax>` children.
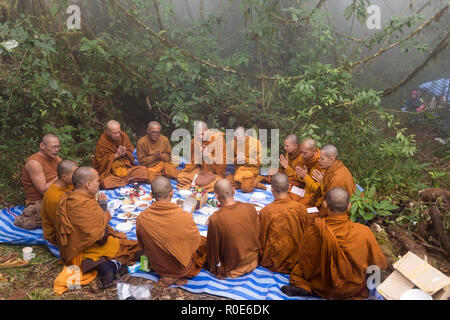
<box><xmin>0</xmin><ymin>158</ymin><xmax>380</xmax><ymax>300</ymax></box>
<box><xmin>419</xmin><ymin>78</ymin><xmax>450</xmax><ymax>101</ymax></box>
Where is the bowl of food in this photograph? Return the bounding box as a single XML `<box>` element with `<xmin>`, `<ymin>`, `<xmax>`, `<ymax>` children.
<box><xmin>117</xmin><ymin>212</ymin><xmax>138</xmax><ymax>220</ymax></box>
<box><xmin>135</xmin><ymin>200</ymin><xmax>150</xmax><ymax>210</ymax></box>
<box><xmin>139</xmin><ymin>194</ymin><xmax>153</xmax><ymax>201</ymax></box>
<box><xmin>118</xmin><ymin>187</ymin><xmax>133</xmax><ymax>196</ymax></box>
<box><xmin>116</xmin><ymin>222</ymin><xmax>133</xmax><ymax>233</ymax></box>
<box><xmin>121</xmin><ymin>204</ymin><xmax>135</xmax><ymax>213</ymax></box>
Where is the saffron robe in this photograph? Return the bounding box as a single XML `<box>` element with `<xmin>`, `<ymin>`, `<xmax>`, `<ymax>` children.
<box><xmin>92</xmin><ymin>130</ymin><xmax>148</xmax><ymax>189</ymax></box>
<box><xmin>136</xmin><ymin>134</ymin><xmax>178</xmax><ymax>182</ymax></box>
<box><xmin>55</xmin><ymin>190</ymin><xmax>140</xmax><ymax>266</ymax></box>
<box><xmin>136</xmin><ymin>201</ymin><xmax>206</xmax><ymax>279</ymax></box>
<box><xmin>21</xmin><ymin>152</ymin><xmax>62</xmax><ymax>203</ymax></box>
<box><xmin>206</xmin><ymin>201</ymin><xmax>261</xmax><ymax>278</ymax></box>
<box><xmin>258</xmin><ymin>198</ymin><xmax>310</xmax><ymax>274</ymax></box>
<box><xmin>289</xmin><ymin>213</ymin><xmax>387</xmax><ymax>299</ymax></box>
<box><xmin>41</xmin><ymin>182</ymin><xmax>73</xmax><ymax>245</ymax></box>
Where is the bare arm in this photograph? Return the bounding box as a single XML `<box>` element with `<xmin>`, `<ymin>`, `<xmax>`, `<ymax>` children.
<box><xmin>25</xmin><ymin>160</ymin><xmax>57</xmax><ymax>195</ymax></box>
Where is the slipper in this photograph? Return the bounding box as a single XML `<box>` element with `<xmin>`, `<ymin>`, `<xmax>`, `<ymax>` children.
<box><xmin>0</xmin><ymin>258</ymin><xmax>30</xmax><ymax>269</ymax></box>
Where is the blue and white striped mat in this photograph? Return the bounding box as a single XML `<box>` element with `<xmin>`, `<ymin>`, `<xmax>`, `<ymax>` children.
<box><xmin>0</xmin><ymin>174</ymin><xmax>380</xmax><ymax>300</ymax></box>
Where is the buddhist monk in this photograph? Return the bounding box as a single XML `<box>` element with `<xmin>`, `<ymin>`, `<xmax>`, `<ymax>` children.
<box><xmin>309</xmin><ymin>145</ymin><xmax>356</xmax><ymax>217</ymax></box>
<box><xmin>177</xmin><ymin>121</ymin><xmax>227</xmax><ymax>192</ymax></box>
<box><xmin>93</xmin><ymin>120</ymin><xmax>148</xmax><ymax>189</ymax></box>
<box><xmin>206</xmin><ymin>179</ymin><xmax>261</xmax><ymax>278</ymax></box>
<box><xmin>136</xmin><ymin>176</ymin><xmax>206</xmax><ymax>287</ymax></box>
<box><xmin>227</xmin><ymin>127</ymin><xmax>267</xmax><ymax>193</ymax></box>
<box><xmin>15</xmin><ymin>134</ymin><xmax>62</xmax><ymax>230</ymax></box>
<box><xmin>282</xmin><ymin>188</ymin><xmax>387</xmax><ymax>299</ymax></box>
<box><xmin>292</xmin><ymin>138</ymin><xmax>325</xmax><ymax>204</ymax></box>
<box><xmin>137</xmin><ymin>121</ymin><xmax>178</xmax><ymax>182</ymax></box>
<box><xmin>277</xmin><ymin>134</ymin><xmax>303</xmax><ymax>186</ymax></box>
<box><xmin>258</xmin><ymin>173</ymin><xmax>310</xmax><ymax>274</ymax></box>
<box><xmin>54</xmin><ymin>167</ymin><xmax>141</xmax><ymax>290</ymax></box>
<box><xmin>41</xmin><ymin>160</ymin><xmax>78</xmax><ymax>245</ymax></box>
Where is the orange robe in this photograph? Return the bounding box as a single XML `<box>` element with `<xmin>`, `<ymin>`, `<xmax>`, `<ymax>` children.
<box><xmin>177</xmin><ymin>131</ymin><xmax>227</xmax><ymax>192</ymax></box>
<box><xmin>21</xmin><ymin>152</ymin><xmax>62</xmax><ymax>204</ymax></box>
<box><xmin>41</xmin><ymin>182</ymin><xmax>73</xmax><ymax>245</ymax></box>
<box><xmin>280</xmin><ymin>148</ymin><xmax>303</xmax><ymax>187</ymax></box>
<box><xmin>55</xmin><ymin>190</ymin><xmax>140</xmax><ymax>266</ymax></box>
<box><xmin>309</xmin><ymin>160</ymin><xmax>356</xmax><ymax>216</ymax></box>
<box><xmin>92</xmin><ymin>130</ymin><xmax>148</xmax><ymax>189</ymax></box>
<box><xmin>206</xmin><ymin>201</ymin><xmax>261</xmax><ymax>278</ymax></box>
<box><xmin>136</xmin><ymin>201</ymin><xmax>206</xmax><ymax>279</ymax></box>
<box><xmin>136</xmin><ymin>134</ymin><xmax>178</xmax><ymax>182</ymax></box>
<box><xmin>258</xmin><ymin>198</ymin><xmax>310</xmax><ymax>274</ymax></box>
<box><xmin>230</xmin><ymin>136</ymin><xmax>266</xmax><ymax>193</ymax></box>
<box><xmin>289</xmin><ymin>150</ymin><xmax>324</xmax><ymax>204</ymax></box>
<box><xmin>289</xmin><ymin>213</ymin><xmax>388</xmax><ymax>299</ymax></box>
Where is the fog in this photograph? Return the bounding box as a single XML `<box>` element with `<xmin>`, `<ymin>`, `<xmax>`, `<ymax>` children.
<box><xmin>17</xmin><ymin>0</ymin><xmax>450</xmax><ymax>108</ymax></box>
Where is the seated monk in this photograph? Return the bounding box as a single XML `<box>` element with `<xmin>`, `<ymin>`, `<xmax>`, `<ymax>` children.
<box><xmin>276</xmin><ymin>134</ymin><xmax>304</xmax><ymax>190</ymax></box>
<box><xmin>137</xmin><ymin>121</ymin><xmax>178</xmax><ymax>183</ymax></box>
<box><xmin>41</xmin><ymin>160</ymin><xmax>78</xmax><ymax>245</ymax></box>
<box><xmin>206</xmin><ymin>179</ymin><xmax>261</xmax><ymax>278</ymax></box>
<box><xmin>309</xmin><ymin>144</ymin><xmax>356</xmax><ymax>217</ymax></box>
<box><xmin>259</xmin><ymin>173</ymin><xmax>310</xmax><ymax>274</ymax></box>
<box><xmin>136</xmin><ymin>176</ymin><xmax>206</xmax><ymax>287</ymax></box>
<box><xmin>15</xmin><ymin>134</ymin><xmax>62</xmax><ymax>230</ymax></box>
<box><xmin>291</xmin><ymin>138</ymin><xmax>325</xmax><ymax>204</ymax></box>
<box><xmin>282</xmin><ymin>188</ymin><xmax>387</xmax><ymax>299</ymax></box>
<box><xmin>54</xmin><ymin>167</ymin><xmax>141</xmax><ymax>292</ymax></box>
<box><xmin>93</xmin><ymin>120</ymin><xmax>148</xmax><ymax>189</ymax></box>
<box><xmin>226</xmin><ymin>126</ymin><xmax>267</xmax><ymax>193</ymax></box>
<box><xmin>177</xmin><ymin>121</ymin><xmax>227</xmax><ymax>192</ymax></box>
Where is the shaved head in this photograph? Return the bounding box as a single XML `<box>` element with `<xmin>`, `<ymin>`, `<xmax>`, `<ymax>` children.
<box><xmin>319</xmin><ymin>144</ymin><xmax>339</xmax><ymax>169</ymax></box>
<box><xmin>301</xmin><ymin>138</ymin><xmax>317</xmax><ymax>150</ymax></box>
<box><xmin>147</xmin><ymin>121</ymin><xmax>162</xmax><ymax>141</ymax></box>
<box><xmin>41</xmin><ymin>134</ymin><xmax>59</xmax><ymax>144</ymax></box>
<box><xmin>234</xmin><ymin>126</ymin><xmax>245</xmax><ymax>138</ymax></box>
<box><xmin>151</xmin><ymin>176</ymin><xmax>173</xmax><ymax>200</ymax></box>
<box><xmin>57</xmin><ymin>160</ymin><xmax>78</xmax><ymax>178</ymax></box>
<box><xmin>72</xmin><ymin>167</ymin><xmax>97</xmax><ymax>190</ymax></box>
<box><xmin>300</xmin><ymin>138</ymin><xmax>318</xmax><ymax>160</ymax></box>
<box><xmin>106</xmin><ymin>120</ymin><xmax>121</xmax><ymax>141</ymax></box>
<box><xmin>285</xmin><ymin>134</ymin><xmax>299</xmax><ymax>145</ymax></box>
<box><xmin>270</xmin><ymin>173</ymin><xmax>290</xmax><ymax>194</ymax></box>
<box><xmin>40</xmin><ymin>134</ymin><xmax>60</xmax><ymax>159</ymax></box>
<box><xmin>284</xmin><ymin>134</ymin><xmax>299</xmax><ymax>154</ymax></box>
<box><xmin>106</xmin><ymin>120</ymin><xmax>120</xmax><ymax>131</ymax></box>
<box><xmin>326</xmin><ymin>187</ymin><xmax>350</xmax><ymax>213</ymax></box>
<box><xmin>214</xmin><ymin>178</ymin><xmax>234</xmax><ymax>200</ymax></box>
<box><xmin>321</xmin><ymin>145</ymin><xmax>339</xmax><ymax>159</ymax></box>
<box><xmin>148</xmin><ymin>121</ymin><xmax>161</xmax><ymax>129</ymax></box>
<box><xmin>194</xmin><ymin>121</ymin><xmax>208</xmax><ymax>132</ymax></box>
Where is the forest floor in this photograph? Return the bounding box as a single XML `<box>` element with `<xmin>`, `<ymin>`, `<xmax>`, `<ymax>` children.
<box><xmin>0</xmin><ymin>120</ymin><xmax>448</xmax><ymax>301</ymax></box>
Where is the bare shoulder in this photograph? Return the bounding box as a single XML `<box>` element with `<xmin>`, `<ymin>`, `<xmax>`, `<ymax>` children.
<box><xmin>25</xmin><ymin>159</ymin><xmax>44</xmax><ymax>173</ymax></box>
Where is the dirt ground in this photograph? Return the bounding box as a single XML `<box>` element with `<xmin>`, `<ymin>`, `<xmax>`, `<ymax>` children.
<box><xmin>0</xmin><ymin>244</ymin><xmax>229</xmax><ymax>300</ymax></box>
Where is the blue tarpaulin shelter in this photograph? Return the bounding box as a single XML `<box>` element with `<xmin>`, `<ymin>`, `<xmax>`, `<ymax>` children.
<box><xmin>418</xmin><ymin>78</ymin><xmax>450</xmax><ymax>102</ymax></box>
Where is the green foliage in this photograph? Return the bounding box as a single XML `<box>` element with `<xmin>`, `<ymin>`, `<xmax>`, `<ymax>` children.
<box><xmin>349</xmin><ymin>187</ymin><xmax>399</xmax><ymax>223</ymax></box>
<box><xmin>0</xmin><ymin>0</ymin><xmax>444</xmax><ymax>209</ymax></box>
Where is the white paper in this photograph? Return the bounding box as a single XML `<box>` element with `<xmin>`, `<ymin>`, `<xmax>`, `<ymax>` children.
<box><xmin>289</xmin><ymin>186</ymin><xmax>305</xmax><ymax>197</ymax></box>
<box><xmin>307</xmin><ymin>207</ymin><xmax>319</xmax><ymax>213</ymax></box>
